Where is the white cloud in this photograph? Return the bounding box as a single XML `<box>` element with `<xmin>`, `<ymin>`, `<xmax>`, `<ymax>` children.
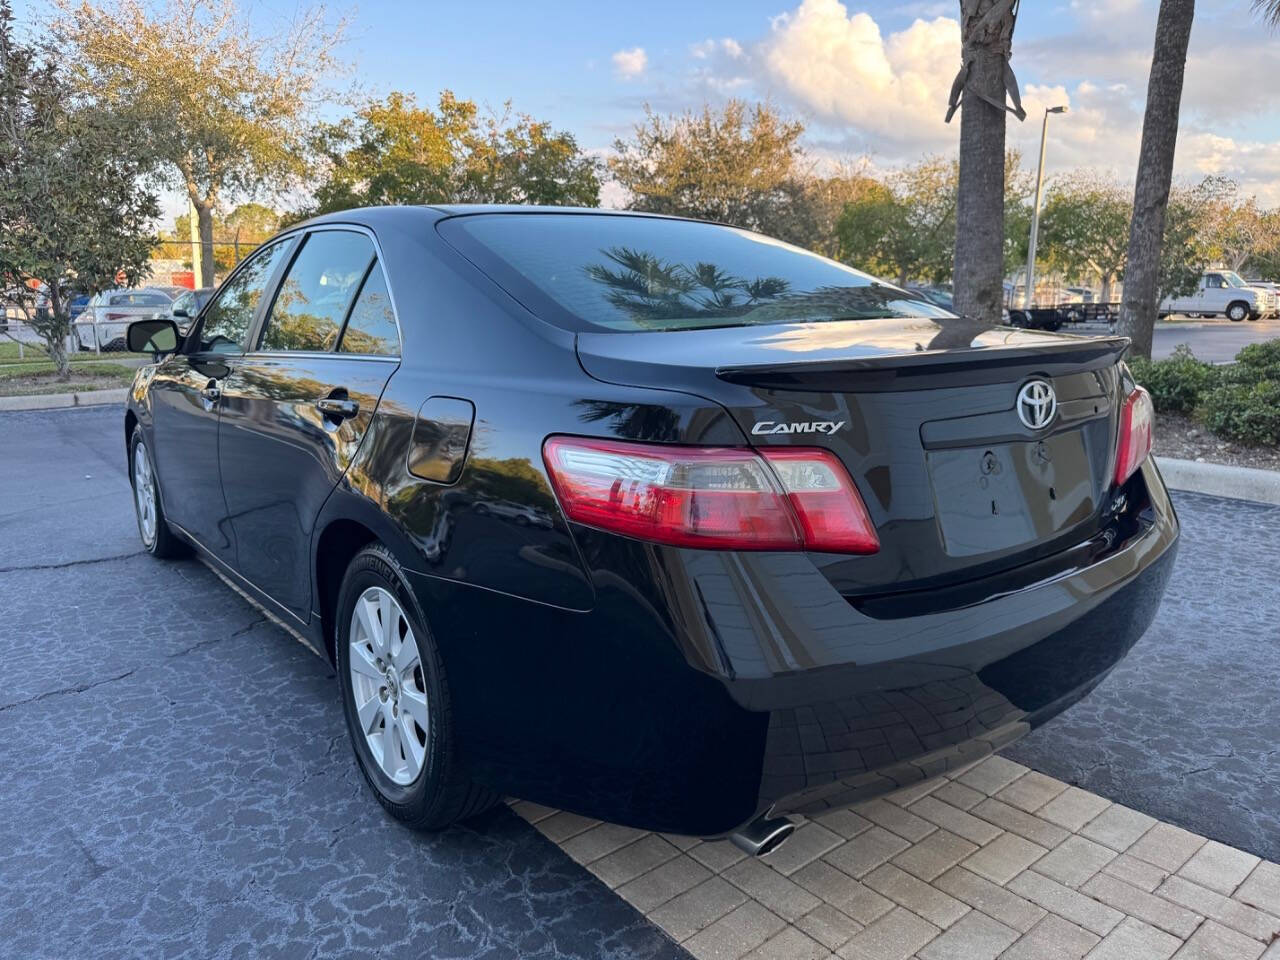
<box><xmin>611</xmin><ymin>47</ymin><xmax>648</xmax><ymax>80</ymax></box>
<box><xmin>691</xmin><ymin>37</ymin><xmax>743</xmax><ymax>60</ymax></box>
<box><xmin>759</xmin><ymin>0</ymin><xmax>960</xmax><ymax>147</ymax></box>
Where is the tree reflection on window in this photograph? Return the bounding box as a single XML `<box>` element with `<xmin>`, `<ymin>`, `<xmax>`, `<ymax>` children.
<box><xmin>583</xmin><ymin>246</ymin><xmax>942</xmax><ymax>330</ymax></box>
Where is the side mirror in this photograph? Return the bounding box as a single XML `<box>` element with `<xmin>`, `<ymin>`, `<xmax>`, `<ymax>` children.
<box><xmin>172</xmin><ymin>306</ymin><xmax>190</xmax><ymax>319</ymax></box>
<box><xmin>127</xmin><ymin>318</ymin><xmax>180</xmax><ymax>356</ymax></box>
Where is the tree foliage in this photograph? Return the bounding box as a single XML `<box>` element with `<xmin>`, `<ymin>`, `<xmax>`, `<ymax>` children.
<box><xmin>834</xmin><ymin>152</ymin><xmax>1028</xmax><ymax>288</ymax></box>
<box><xmin>306</xmin><ymin>91</ymin><xmax>601</xmax><ymax>214</ymax></box>
<box><xmin>0</xmin><ymin>0</ymin><xmax>157</xmax><ymax>377</ymax></box>
<box><xmin>56</xmin><ymin>0</ymin><xmax>347</xmax><ymax>286</ymax></box>
<box><xmin>1039</xmin><ymin>174</ymin><xmax>1132</xmax><ymax>300</ymax></box>
<box><xmin>157</xmin><ymin>203</ymin><xmax>280</xmax><ymax>274</ymax></box>
<box><xmin>609</xmin><ymin>101</ymin><xmax>809</xmax><ymax>242</ymax></box>
<box><xmin>834</xmin><ymin>157</ymin><xmax>957</xmax><ymax>285</ymax></box>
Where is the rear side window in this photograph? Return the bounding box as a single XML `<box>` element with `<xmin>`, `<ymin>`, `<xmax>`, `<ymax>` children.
<box><xmin>438</xmin><ymin>213</ymin><xmax>951</xmax><ymax>333</ymax></box>
<box><xmin>199</xmin><ymin>239</ymin><xmax>292</xmax><ymax>353</ymax></box>
<box><xmin>259</xmin><ymin>230</ymin><xmax>375</xmax><ymax>352</ymax></box>
<box><xmin>338</xmin><ymin>265</ymin><xmax>399</xmax><ymax>356</ymax></box>
<box><xmin>109</xmin><ymin>292</ymin><xmax>170</xmax><ymax>306</ymax></box>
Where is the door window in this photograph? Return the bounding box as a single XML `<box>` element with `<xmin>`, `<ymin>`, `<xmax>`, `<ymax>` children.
<box><xmin>197</xmin><ymin>239</ymin><xmax>292</xmax><ymax>354</ymax></box>
<box><xmin>259</xmin><ymin>231</ymin><xmax>375</xmax><ymax>352</ymax></box>
<box><xmin>337</xmin><ymin>265</ymin><xmax>400</xmax><ymax>356</ymax></box>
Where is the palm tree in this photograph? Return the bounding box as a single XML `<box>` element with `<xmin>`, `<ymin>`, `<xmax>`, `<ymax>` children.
<box><xmin>1117</xmin><ymin>0</ymin><xmax>1195</xmax><ymax>359</ymax></box>
<box><xmin>949</xmin><ymin>0</ymin><xmax>1026</xmax><ymax>324</ymax></box>
<box><xmin>1254</xmin><ymin>0</ymin><xmax>1280</xmax><ymax>25</ymax></box>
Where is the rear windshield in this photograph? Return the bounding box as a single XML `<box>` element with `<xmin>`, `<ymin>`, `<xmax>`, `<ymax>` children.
<box><xmin>438</xmin><ymin>213</ymin><xmax>952</xmax><ymax>332</ymax></box>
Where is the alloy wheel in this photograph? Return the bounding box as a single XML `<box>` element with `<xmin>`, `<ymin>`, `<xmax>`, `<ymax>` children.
<box><xmin>133</xmin><ymin>442</ymin><xmax>157</xmax><ymax>546</ymax></box>
<box><xmin>348</xmin><ymin>586</ymin><xmax>429</xmax><ymax>785</ymax></box>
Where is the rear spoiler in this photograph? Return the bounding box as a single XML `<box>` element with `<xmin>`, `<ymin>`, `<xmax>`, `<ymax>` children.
<box><xmin>715</xmin><ymin>337</ymin><xmax>1131</xmax><ymax>393</ymax></box>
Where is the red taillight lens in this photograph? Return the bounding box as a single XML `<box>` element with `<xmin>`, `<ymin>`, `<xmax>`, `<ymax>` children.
<box><xmin>541</xmin><ymin>437</ymin><xmax>879</xmax><ymax>554</ymax></box>
<box><xmin>1114</xmin><ymin>385</ymin><xmax>1154</xmax><ymax>486</ymax></box>
<box><xmin>759</xmin><ymin>448</ymin><xmax>880</xmax><ymax>554</ymax></box>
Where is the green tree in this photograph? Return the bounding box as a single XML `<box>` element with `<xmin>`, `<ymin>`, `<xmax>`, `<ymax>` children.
<box><xmin>1039</xmin><ymin>174</ymin><xmax>1132</xmax><ymax>302</ymax></box>
<box><xmin>56</xmin><ymin>0</ymin><xmax>347</xmax><ymax>287</ymax></box>
<box><xmin>836</xmin><ymin>157</ymin><xmax>958</xmax><ymax>285</ymax></box>
<box><xmin>835</xmin><ymin>152</ymin><xmax>1027</xmax><ymax>290</ymax></box>
<box><xmin>159</xmin><ymin>202</ymin><xmax>280</xmax><ymax>274</ymax></box>
<box><xmin>1157</xmin><ymin>182</ymin><xmax>1211</xmax><ymax>304</ymax></box>
<box><xmin>609</xmin><ymin>101</ymin><xmax>808</xmax><ymax>242</ymax></box>
<box><xmin>0</xmin><ymin>0</ymin><xmax>157</xmax><ymax>377</ymax></box>
<box><xmin>307</xmin><ymin>91</ymin><xmax>600</xmax><ymax>214</ymax></box>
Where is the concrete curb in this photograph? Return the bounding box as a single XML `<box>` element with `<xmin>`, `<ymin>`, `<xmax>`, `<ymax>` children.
<box><xmin>0</xmin><ymin>388</ymin><xmax>129</xmax><ymax>412</ymax></box>
<box><xmin>1158</xmin><ymin>456</ymin><xmax>1280</xmax><ymax>506</ymax></box>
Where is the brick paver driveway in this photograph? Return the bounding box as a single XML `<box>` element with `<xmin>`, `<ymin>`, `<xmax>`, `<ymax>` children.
<box><xmin>2</xmin><ymin>406</ymin><xmax>1278</xmax><ymax>960</ymax></box>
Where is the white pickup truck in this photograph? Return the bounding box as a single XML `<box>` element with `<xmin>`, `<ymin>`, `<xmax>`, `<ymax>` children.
<box><xmin>1160</xmin><ymin>271</ymin><xmax>1276</xmax><ymax>321</ymax></box>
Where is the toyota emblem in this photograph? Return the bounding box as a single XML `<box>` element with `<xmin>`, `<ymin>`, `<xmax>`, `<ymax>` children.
<box><xmin>1017</xmin><ymin>380</ymin><xmax>1057</xmax><ymax>430</ymax></box>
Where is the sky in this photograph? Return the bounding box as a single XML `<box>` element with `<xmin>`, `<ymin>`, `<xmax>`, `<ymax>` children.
<box><xmin>16</xmin><ymin>0</ymin><xmax>1280</xmax><ymax>217</ymax></box>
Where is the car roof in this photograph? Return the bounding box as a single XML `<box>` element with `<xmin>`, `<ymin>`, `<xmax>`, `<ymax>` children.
<box><xmin>293</xmin><ymin>204</ymin><xmax>709</xmax><ymax>233</ymax></box>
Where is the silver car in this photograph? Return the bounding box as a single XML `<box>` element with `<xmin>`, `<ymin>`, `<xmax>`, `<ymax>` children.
<box><xmin>75</xmin><ymin>288</ymin><xmax>177</xmax><ymax>351</ymax></box>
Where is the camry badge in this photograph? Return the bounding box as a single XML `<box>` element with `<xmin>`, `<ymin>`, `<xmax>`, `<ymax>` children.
<box><xmin>1017</xmin><ymin>380</ymin><xmax>1057</xmax><ymax>431</ymax></box>
<box><xmin>751</xmin><ymin>420</ymin><xmax>847</xmax><ymax>436</ymax></box>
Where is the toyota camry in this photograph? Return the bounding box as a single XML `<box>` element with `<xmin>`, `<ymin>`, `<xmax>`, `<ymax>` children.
<box><xmin>123</xmin><ymin>206</ymin><xmax>1177</xmax><ymax>850</ymax></box>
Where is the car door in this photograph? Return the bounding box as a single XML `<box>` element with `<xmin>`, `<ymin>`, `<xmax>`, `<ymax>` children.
<box><xmin>216</xmin><ymin>226</ymin><xmax>401</xmax><ymax>622</ymax></box>
<box><xmin>1203</xmin><ymin>273</ymin><xmax>1226</xmax><ymax>313</ymax></box>
<box><xmin>148</xmin><ymin>238</ymin><xmax>296</xmax><ymax>564</ymax></box>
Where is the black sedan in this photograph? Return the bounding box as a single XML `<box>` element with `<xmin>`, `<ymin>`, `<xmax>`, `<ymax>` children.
<box><xmin>123</xmin><ymin>206</ymin><xmax>1177</xmax><ymax>851</ymax></box>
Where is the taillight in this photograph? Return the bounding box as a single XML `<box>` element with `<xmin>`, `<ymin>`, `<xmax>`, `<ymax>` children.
<box><xmin>541</xmin><ymin>437</ymin><xmax>879</xmax><ymax>554</ymax></box>
<box><xmin>1114</xmin><ymin>385</ymin><xmax>1154</xmax><ymax>485</ymax></box>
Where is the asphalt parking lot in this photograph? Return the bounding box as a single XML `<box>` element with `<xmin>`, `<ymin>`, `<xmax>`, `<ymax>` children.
<box><xmin>2</xmin><ymin>406</ymin><xmax>1278</xmax><ymax>959</ymax></box>
<box><xmin>1153</xmin><ymin>316</ymin><xmax>1280</xmax><ymax>362</ymax></box>
<box><xmin>0</xmin><ymin>407</ymin><xmax>683</xmax><ymax>960</ymax></box>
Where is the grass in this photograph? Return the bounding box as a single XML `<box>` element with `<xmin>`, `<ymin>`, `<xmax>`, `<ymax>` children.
<box><xmin>0</xmin><ymin>340</ymin><xmax>150</xmax><ymax>364</ymax></box>
<box><xmin>0</xmin><ymin>359</ymin><xmax>136</xmax><ymax>397</ymax></box>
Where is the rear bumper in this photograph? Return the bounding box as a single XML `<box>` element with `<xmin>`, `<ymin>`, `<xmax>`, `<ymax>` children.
<box><xmin>413</xmin><ymin>458</ymin><xmax>1178</xmax><ymax>837</ymax></box>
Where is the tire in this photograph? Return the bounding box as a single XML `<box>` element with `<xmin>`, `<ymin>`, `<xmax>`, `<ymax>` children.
<box><xmin>1227</xmin><ymin>301</ymin><xmax>1249</xmax><ymax>322</ymax></box>
<box><xmin>335</xmin><ymin>544</ymin><xmax>497</xmax><ymax>830</ymax></box>
<box><xmin>129</xmin><ymin>427</ymin><xmax>186</xmax><ymax>558</ymax></box>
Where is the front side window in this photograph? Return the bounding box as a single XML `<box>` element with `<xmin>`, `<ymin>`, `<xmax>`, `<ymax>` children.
<box><xmin>259</xmin><ymin>231</ymin><xmax>374</xmax><ymax>352</ymax></box>
<box><xmin>197</xmin><ymin>239</ymin><xmax>292</xmax><ymax>353</ymax></box>
<box><xmin>438</xmin><ymin>213</ymin><xmax>951</xmax><ymax>333</ymax></box>
<box><xmin>338</xmin><ymin>265</ymin><xmax>399</xmax><ymax>356</ymax></box>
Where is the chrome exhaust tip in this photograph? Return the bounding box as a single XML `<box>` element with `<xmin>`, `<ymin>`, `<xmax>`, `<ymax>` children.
<box><xmin>729</xmin><ymin>815</ymin><xmax>796</xmax><ymax>857</ymax></box>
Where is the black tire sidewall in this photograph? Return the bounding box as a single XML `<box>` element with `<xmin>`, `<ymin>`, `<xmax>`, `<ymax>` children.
<box><xmin>335</xmin><ymin>547</ymin><xmax>449</xmax><ymax>816</ymax></box>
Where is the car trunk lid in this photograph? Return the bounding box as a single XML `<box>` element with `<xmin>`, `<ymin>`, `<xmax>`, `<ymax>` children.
<box><xmin>576</xmin><ymin>318</ymin><xmax>1130</xmax><ymax>597</ymax></box>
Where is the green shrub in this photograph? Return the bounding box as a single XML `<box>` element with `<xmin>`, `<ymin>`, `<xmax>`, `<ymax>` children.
<box><xmin>1198</xmin><ymin>379</ymin><xmax>1280</xmax><ymax>447</ymax></box>
<box><xmin>1128</xmin><ymin>344</ymin><xmax>1220</xmax><ymax>414</ymax></box>
<box><xmin>1233</xmin><ymin>339</ymin><xmax>1280</xmax><ymax>381</ymax></box>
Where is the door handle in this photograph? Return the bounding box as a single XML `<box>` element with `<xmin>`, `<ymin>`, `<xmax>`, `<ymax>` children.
<box><xmin>316</xmin><ymin>396</ymin><xmax>360</xmax><ymax>421</ymax></box>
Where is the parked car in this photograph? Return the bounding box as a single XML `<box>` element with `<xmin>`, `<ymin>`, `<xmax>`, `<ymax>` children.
<box><xmin>76</xmin><ymin>287</ymin><xmax>178</xmax><ymax>350</ymax></box>
<box><xmin>164</xmin><ymin>287</ymin><xmax>215</xmax><ymax>334</ymax></box>
<box><xmin>68</xmin><ymin>294</ymin><xmax>91</xmax><ymax>322</ymax></box>
<box><xmin>1159</xmin><ymin>271</ymin><xmax>1275</xmax><ymax>321</ymax></box>
<box><xmin>123</xmin><ymin>207</ymin><xmax>1178</xmax><ymax>848</ymax></box>
<box><xmin>1063</xmin><ymin>287</ymin><xmax>1096</xmax><ymax>304</ymax></box>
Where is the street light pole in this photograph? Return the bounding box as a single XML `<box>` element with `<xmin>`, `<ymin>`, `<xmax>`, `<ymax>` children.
<box><xmin>1025</xmin><ymin>106</ymin><xmax>1068</xmax><ymax>308</ymax></box>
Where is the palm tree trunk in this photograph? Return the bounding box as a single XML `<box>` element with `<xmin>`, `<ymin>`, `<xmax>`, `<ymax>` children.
<box><xmin>952</xmin><ymin>0</ymin><xmax>1023</xmax><ymax>323</ymax></box>
<box><xmin>1117</xmin><ymin>0</ymin><xmax>1195</xmax><ymax>359</ymax></box>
